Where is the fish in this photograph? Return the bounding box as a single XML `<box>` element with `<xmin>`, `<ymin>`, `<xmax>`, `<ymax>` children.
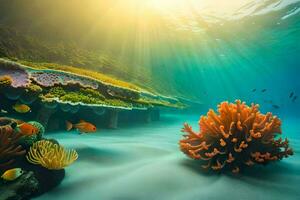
<box><xmin>272</xmin><ymin>105</ymin><xmax>280</xmax><ymax>109</ymax></box>
<box><xmin>66</xmin><ymin>120</ymin><xmax>97</xmax><ymax>134</ymax></box>
<box><xmin>12</xmin><ymin>103</ymin><xmax>31</xmax><ymax>113</ymax></box>
<box><xmin>1</xmin><ymin>168</ymin><xmax>24</xmax><ymax>181</ymax></box>
<box><xmin>252</xmin><ymin>89</ymin><xmax>256</xmax><ymax>92</ymax></box>
<box><xmin>17</xmin><ymin>123</ymin><xmax>39</xmax><ymax>136</ymax></box>
<box><xmin>292</xmin><ymin>96</ymin><xmax>298</xmax><ymax>102</ymax></box>
<box><xmin>0</xmin><ymin>109</ymin><xmax>8</xmax><ymax>114</ymax></box>
<box><xmin>261</xmin><ymin>89</ymin><xmax>267</xmax><ymax>92</ymax></box>
<box><xmin>264</xmin><ymin>100</ymin><xmax>273</xmax><ymax>104</ymax></box>
<box><xmin>289</xmin><ymin>92</ymin><xmax>294</xmax><ymax>98</ymax></box>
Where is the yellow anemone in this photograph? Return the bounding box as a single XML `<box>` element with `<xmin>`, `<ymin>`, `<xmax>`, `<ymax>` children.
<box><xmin>26</xmin><ymin>140</ymin><xmax>78</xmax><ymax>170</ymax></box>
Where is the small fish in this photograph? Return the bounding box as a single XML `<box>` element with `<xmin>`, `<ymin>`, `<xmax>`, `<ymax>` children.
<box><xmin>17</xmin><ymin>123</ymin><xmax>39</xmax><ymax>136</ymax></box>
<box><xmin>1</xmin><ymin>168</ymin><xmax>24</xmax><ymax>181</ymax></box>
<box><xmin>272</xmin><ymin>105</ymin><xmax>280</xmax><ymax>109</ymax></box>
<box><xmin>252</xmin><ymin>89</ymin><xmax>256</xmax><ymax>92</ymax></box>
<box><xmin>292</xmin><ymin>96</ymin><xmax>298</xmax><ymax>102</ymax></box>
<box><xmin>289</xmin><ymin>92</ymin><xmax>294</xmax><ymax>98</ymax></box>
<box><xmin>264</xmin><ymin>100</ymin><xmax>273</xmax><ymax>104</ymax></box>
<box><xmin>0</xmin><ymin>109</ymin><xmax>8</xmax><ymax>114</ymax></box>
<box><xmin>261</xmin><ymin>89</ymin><xmax>267</xmax><ymax>93</ymax></box>
<box><xmin>12</xmin><ymin>103</ymin><xmax>31</xmax><ymax>113</ymax></box>
<box><xmin>66</xmin><ymin>120</ymin><xmax>97</xmax><ymax>134</ymax></box>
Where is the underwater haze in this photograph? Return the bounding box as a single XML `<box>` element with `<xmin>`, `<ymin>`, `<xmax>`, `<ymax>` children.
<box><xmin>0</xmin><ymin>0</ymin><xmax>300</xmax><ymax>200</ymax></box>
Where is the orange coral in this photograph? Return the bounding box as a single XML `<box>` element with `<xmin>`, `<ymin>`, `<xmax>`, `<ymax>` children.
<box><xmin>0</xmin><ymin>118</ymin><xmax>26</xmax><ymax>169</ymax></box>
<box><xmin>180</xmin><ymin>100</ymin><xmax>293</xmax><ymax>173</ymax></box>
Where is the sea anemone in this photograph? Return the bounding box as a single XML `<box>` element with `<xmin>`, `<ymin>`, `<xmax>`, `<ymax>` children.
<box><xmin>179</xmin><ymin>100</ymin><xmax>293</xmax><ymax>173</ymax></box>
<box><xmin>26</xmin><ymin>140</ymin><xmax>78</xmax><ymax>170</ymax></box>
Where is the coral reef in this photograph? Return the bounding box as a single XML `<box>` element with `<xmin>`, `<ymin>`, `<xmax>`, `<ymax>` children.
<box><xmin>18</xmin><ymin>121</ymin><xmax>45</xmax><ymax>147</ymax></box>
<box><xmin>0</xmin><ymin>117</ymin><xmax>16</xmax><ymax>135</ymax></box>
<box><xmin>20</xmin><ymin>60</ymin><xmax>143</xmax><ymax>91</ymax></box>
<box><xmin>45</xmin><ymin>86</ymin><xmax>105</xmax><ymax>104</ymax></box>
<box><xmin>28</xmin><ymin>121</ymin><xmax>45</xmax><ymax>140</ymax></box>
<box><xmin>30</xmin><ymin>70</ymin><xmax>99</xmax><ymax>89</ymax></box>
<box><xmin>0</xmin><ymin>76</ymin><xmax>24</xmax><ymax>100</ymax></box>
<box><xmin>1</xmin><ymin>58</ymin><xmax>183</xmax><ymax>130</ymax></box>
<box><xmin>0</xmin><ymin>117</ymin><xmax>66</xmax><ymax>199</ymax></box>
<box><xmin>20</xmin><ymin>83</ymin><xmax>43</xmax><ymax>104</ymax></box>
<box><xmin>0</xmin><ymin>59</ymin><xmax>30</xmax><ymax>88</ymax></box>
<box><xmin>0</xmin><ymin>118</ymin><xmax>26</xmax><ymax>169</ymax></box>
<box><xmin>179</xmin><ymin>100</ymin><xmax>293</xmax><ymax>173</ymax></box>
<box><xmin>26</xmin><ymin>140</ymin><xmax>78</xmax><ymax>170</ymax></box>
<box><xmin>0</xmin><ymin>75</ymin><xmax>12</xmax><ymax>87</ymax></box>
<box><xmin>0</xmin><ymin>59</ymin><xmax>183</xmax><ymax>110</ymax></box>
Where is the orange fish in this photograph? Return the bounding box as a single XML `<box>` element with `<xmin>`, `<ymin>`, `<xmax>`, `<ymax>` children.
<box><xmin>18</xmin><ymin>123</ymin><xmax>39</xmax><ymax>136</ymax></box>
<box><xmin>66</xmin><ymin>120</ymin><xmax>97</xmax><ymax>134</ymax></box>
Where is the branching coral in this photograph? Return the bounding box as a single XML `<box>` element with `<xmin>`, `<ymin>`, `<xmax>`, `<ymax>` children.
<box><xmin>26</xmin><ymin>140</ymin><xmax>78</xmax><ymax>170</ymax></box>
<box><xmin>180</xmin><ymin>100</ymin><xmax>293</xmax><ymax>173</ymax></box>
<box><xmin>0</xmin><ymin>118</ymin><xmax>26</xmax><ymax>168</ymax></box>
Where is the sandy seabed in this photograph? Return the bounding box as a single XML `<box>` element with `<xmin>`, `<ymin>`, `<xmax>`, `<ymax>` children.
<box><xmin>35</xmin><ymin>114</ymin><xmax>300</xmax><ymax>200</ymax></box>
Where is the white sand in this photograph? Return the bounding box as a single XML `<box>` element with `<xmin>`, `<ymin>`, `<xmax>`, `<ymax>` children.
<box><xmin>35</xmin><ymin>114</ymin><xmax>300</xmax><ymax>200</ymax></box>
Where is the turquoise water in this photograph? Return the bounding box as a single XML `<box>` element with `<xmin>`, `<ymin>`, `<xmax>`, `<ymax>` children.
<box><xmin>34</xmin><ymin>1</ymin><xmax>300</xmax><ymax>199</ymax></box>
<box><xmin>1</xmin><ymin>1</ymin><xmax>300</xmax><ymax>200</ymax></box>
<box><xmin>36</xmin><ymin>114</ymin><xmax>300</xmax><ymax>200</ymax></box>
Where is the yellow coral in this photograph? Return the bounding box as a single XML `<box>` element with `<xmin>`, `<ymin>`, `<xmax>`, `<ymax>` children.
<box><xmin>0</xmin><ymin>75</ymin><xmax>12</xmax><ymax>86</ymax></box>
<box><xmin>180</xmin><ymin>100</ymin><xmax>293</xmax><ymax>173</ymax></box>
<box><xmin>26</xmin><ymin>140</ymin><xmax>78</xmax><ymax>170</ymax></box>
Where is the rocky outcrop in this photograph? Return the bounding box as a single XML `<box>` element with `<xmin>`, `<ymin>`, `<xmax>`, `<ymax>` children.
<box><xmin>0</xmin><ymin>171</ymin><xmax>39</xmax><ymax>200</ymax></box>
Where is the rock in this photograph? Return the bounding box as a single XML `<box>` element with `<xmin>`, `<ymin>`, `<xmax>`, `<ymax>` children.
<box><xmin>0</xmin><ymin>171</ymin><xmax>39</xmax><ymax>200</ymax></box>
<box><xmin>32</xmin><ymin>167</ymin><xmax>65</xmax><ymax>196</ymax></box>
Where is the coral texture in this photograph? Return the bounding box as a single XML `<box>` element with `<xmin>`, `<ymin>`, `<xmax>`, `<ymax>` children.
<box><xmin>180</xmin><ymin>100</ymin><xmax>293</xmax><ymax>173</ymax></box>
<box><xmin>0</xmin><ymin>118</ymin><xmax>26</xmax><ymax>168</ymax></box>
<box><xmin>28</xmin><ymin>121</ymin><xmax>45</xmax><ymax>140</ymax></box>
<box><xmin>26</xmin><ymin>140</ymin><xmax>78</xmax><ymax>170</ymax></box>
<box><xmin>18</xmin><ymin>121</ymin><xmax>45</xmax><ymax>147</ymax></box>
<box><xmin>0</xmin><ymin>117</ymin><xmax>16</xmax><ymax>135</ymax></box>
<box><xmin>0</xmin><ymin>75</ymin><xmax>13</xmax><ymax>87</ymax></box>
<box><xmin>0</xmin><ymin>59</ymin><xmax>30</xmax><ymax>88</ymax></box>
<box><xmin>30</xmin><ymin>70</ymin><xmax>99</xmax><ymax>89</ymax></box>
<box><xmin>0</xmin><ymin>59</ymin><xmax>184</xmax><ymax>110</ymax></box>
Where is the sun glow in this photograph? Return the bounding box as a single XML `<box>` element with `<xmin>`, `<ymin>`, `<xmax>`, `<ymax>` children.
<box><xmin>122</xmin><ymin>0</ymin><xmax>253</xmax><ymax>17</ymax></box>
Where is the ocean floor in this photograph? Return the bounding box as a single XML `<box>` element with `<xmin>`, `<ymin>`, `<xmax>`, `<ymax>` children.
<box><xmin>35</xmin><ymin>114</ymin><xmax>300</xmax><ymax>200</ymax></box>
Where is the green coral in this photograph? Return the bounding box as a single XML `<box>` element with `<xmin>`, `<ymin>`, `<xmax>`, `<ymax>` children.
<box><xmin>83</xmin><ymin>88</ymin><xmax>105</xmax><ymax>100</ymax></box>
<box><xmin>27</xmin><ymin>83</ymin><xmax>43</xmax><ymax>93</ymax></box>
<box><xmin>105</xmin><ymin>99</ymin><xmax>132</xmax><ymax>108</ymax></box>
<box><xmin>28</xmin><ymin>121</ymin><xmax>45</xmax><ymax>140</ymax></box>
<box><xmin>45</xmin><ymin>86</ymin><xmax>111</xmax><ymax>105</ymax></box>
<box><xmin>40</xmin><ymin>82</ymin><xmax>183</xmax><ymax>109</ymax></box>
<box><xmin>48</xmin><ymin>86</ymin><xmax>66</xmax><ymax>97</ymax></box>
<box><xmin>60</xmin><ymin>91</ymin><xmax>103</xmax><ymax>104</ymax></box>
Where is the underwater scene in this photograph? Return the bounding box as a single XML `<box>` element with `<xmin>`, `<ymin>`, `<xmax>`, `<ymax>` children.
<box><xmin>0</xmin><ymin>0</ymin><xmax>300</xmax><ymax>199</ymax></box>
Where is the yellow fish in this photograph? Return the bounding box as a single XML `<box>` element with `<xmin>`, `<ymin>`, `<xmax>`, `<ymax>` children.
<box><xmin>12</xmin><ymin>103</ymin><xmax>31</xmax><ymax>113</ymax></box>
<box><xmin>1</xmin><ymin>168</ymin><xmax>24</xmax><ymax>181</ymax></box>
